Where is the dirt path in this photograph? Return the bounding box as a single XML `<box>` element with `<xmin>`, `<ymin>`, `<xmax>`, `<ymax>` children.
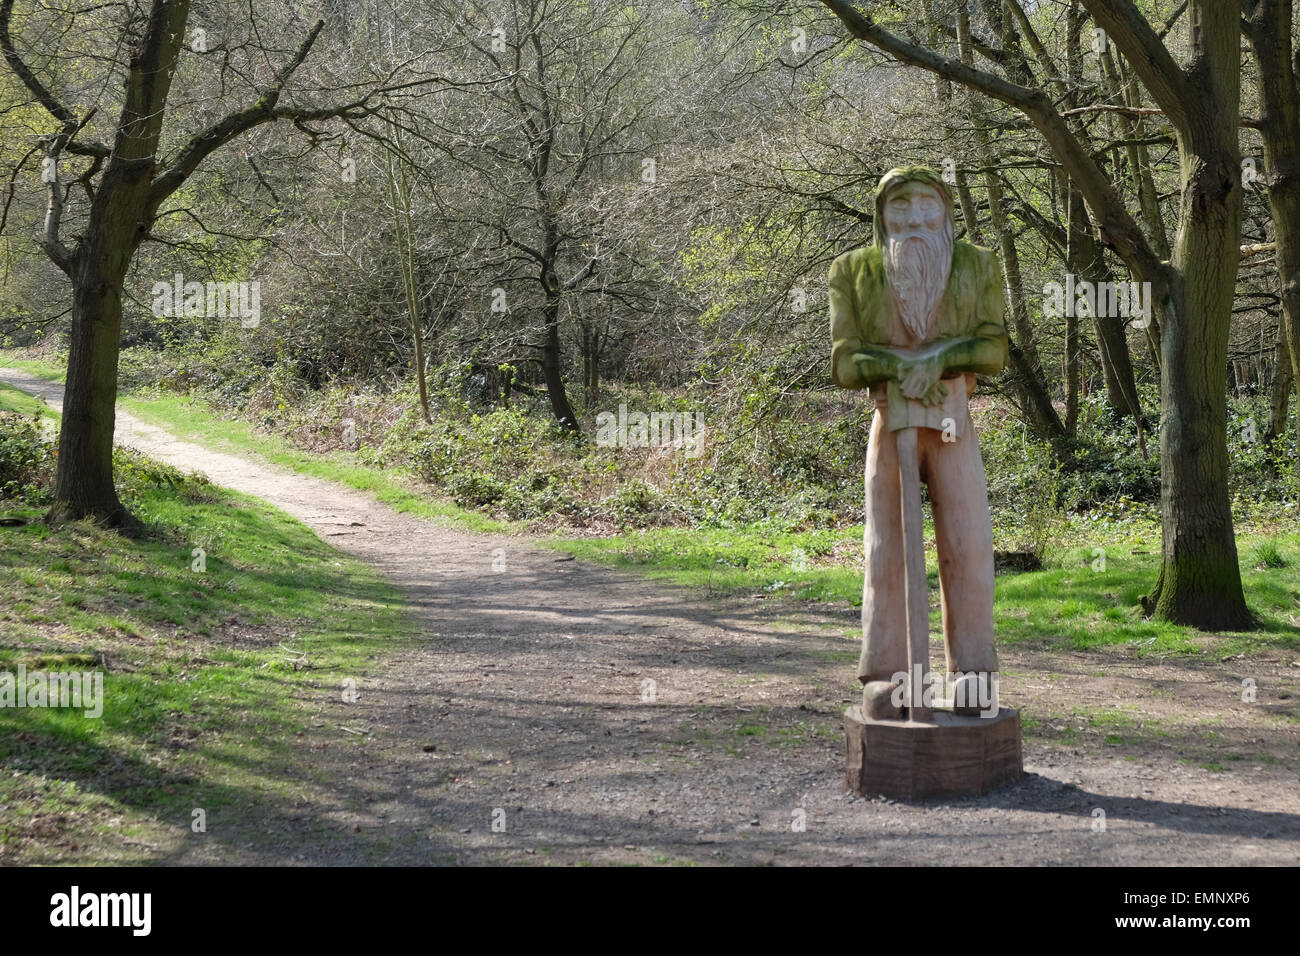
<box><xmin>3</xmin><ymin>367</ymin><xmax>1299</xmax><ymax>866</ymax></box>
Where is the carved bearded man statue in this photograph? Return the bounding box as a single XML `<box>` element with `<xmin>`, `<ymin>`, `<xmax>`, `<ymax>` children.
<box><xmin>829</xmin><ymin>165</ymin><xmax>1009</xmax><ymax>719</ymax></box>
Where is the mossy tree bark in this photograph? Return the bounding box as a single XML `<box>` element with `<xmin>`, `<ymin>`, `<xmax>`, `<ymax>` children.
<box><xmin>1139</xmin><ymin>2</ymin><xmax>1250</xmax><ymax>627</ymax></box>
<box><xmin>1244</xmin><ymin>0</ymin><xmax>1300</xmax><ymax>465</ymax></box>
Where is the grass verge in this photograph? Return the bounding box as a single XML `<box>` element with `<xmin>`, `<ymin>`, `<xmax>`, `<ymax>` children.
<box><xmin>0</xmin><ymin>467</ymin><xmax>415</xmax><ymax>864</ymax></box>
<box><xmin>0</xmin><ymin>380</ymin><xmax>59</xmax><ymax>420</ymax></box>
<box><xmin>547</xmin><ymin>527</ymin><xmax>1300</xmax><ymax>657</ymax></box>
<box><xmin>1</xmin><ymin>352</ymin><xmax>507</xmax><ymax>531</ymax></box>
<box><xmin>122</xmin><ymin>392</ymin><xmax>512</xmax><ymax>535</ymax></box>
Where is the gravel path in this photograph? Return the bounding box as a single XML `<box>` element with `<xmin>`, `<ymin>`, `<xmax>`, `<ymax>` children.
<box><xmin>3</xmin><ymin>366</ymin><xmax>1298</xmax><ymax>866</ymax></box>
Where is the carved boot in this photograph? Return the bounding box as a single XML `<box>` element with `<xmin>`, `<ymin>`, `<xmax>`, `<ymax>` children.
<box><xmin>950</xmin><ymin>671</ymin><xmax>997</xmax><ymax>717</ymax></box>
<box><xmin>862</xmin><ymin>679</ymin><xmax>904</xmax><ymax>720</ymax></box>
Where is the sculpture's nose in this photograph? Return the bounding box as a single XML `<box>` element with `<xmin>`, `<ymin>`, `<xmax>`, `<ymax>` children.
<box><xmin>906</xmin><ymin>200</ymin><xmax>924</xmax><ymax>228</ymax></box>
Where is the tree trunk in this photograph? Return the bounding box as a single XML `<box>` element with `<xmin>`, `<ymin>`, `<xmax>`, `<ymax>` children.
<box><xmin>1266</xmin><ymin>174</ymin><xmax>1300</xmax><ymax>459</ymax></box>
<box><xmin>1146</xmin><ymin>266</ymin><xmax>1251</xmax><ymax>627</ymax></box>
<box><xmin>411</xmin><ymin>322</ymin><xmax>431</xmax><ymax>422</ymax></box>
<box><xmin>1095</xmin><ymin>313</ymin><xmax>1141</xmax><ymax>417</ymax></box>
<box><xmin>37</xmin><ymin>0</ymin><xmax>189</xmax><ymax>527</ymax></box>
<box><xmin>1057</xmin><ymin>10</ymin><xmax>1143</xmax><ymax>424</ymax></box>
<box><xmin>1066</xmin><ymin>185</ymin><xmax>1143</xmax><ymax>423</ymax></box>
<box><xmin>922</xmin><ymin>4</ymin><xmax>982</xmax><ymax>245</ymax></box>
<box><xmin>383</xmin><ymin>126</ymin><xmax>432</xmax><ymax>425</ymax></box>
<box><xmin>1266</xmin><ymin>318</ymin><xmax>1294</xmax><ymax>449</ymax></box>
<box><xmin>1245</xmin><ymin>0</ymin><xmax>1300</xmax><ymax>464</ymax></box>
<box><xmin>540</xmin><ymin>294</ymin><xmax>578</xmax><ymax>431</ymax></box>
<box><xmin>48</xmin><ymin>257</ymin><xmax>132</xmax><ymax>526</ymax></box>
<box><xmin>1064</xmin><ymin>306</ymin><xmax>1079</xmax><ymax>436</ymax></box>
<box><xmin>581</xmin><ymin>323</ymin><xmax>601</xmax><ymax>404</ymax></box>
<box><xmin>1062</xmin><ymin>0</ymin><xmax>1083</xmax><ymax>439</ymax></box>
<box><xmin>1006</xmin><ymin>339</ymin><xmax>1072</xmax><ymax>460</ymax></box>
<box><xmin>1143</xmin><ymin>52</ymin><xmax>1251</xmax><ymax>629</ymax></box>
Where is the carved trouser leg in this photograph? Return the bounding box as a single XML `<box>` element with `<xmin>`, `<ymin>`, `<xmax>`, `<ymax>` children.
<box><xmin>858</xmin><ymin>406</ymin><xmax>998</xmax><ymax>689</ymax></box>
<box><xmin>923</xmin><ymin>410</ymin><xmax>998</xmax><ymax>680</ymax></box>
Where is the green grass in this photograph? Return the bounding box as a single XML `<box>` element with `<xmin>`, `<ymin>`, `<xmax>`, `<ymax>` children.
<box><xmin>547</xmin><ymin>525</ymin><xmax>864</xmax><ymax>605</ymax></box>
<box><xmin>0</xmin><ymin>354</ymin><xmax>65</xmax><ymax>383</ymax></box>
<box><xmin>0</xmin><ymin>381</ymin><xmax>58</xmax><ymax>420</ymax></box>
<box><xmin>549</xmin><ymin>525</ymin><xmax>1300</xmax><ymax>656</ymax></box>
<box><xmin>0</xmin><ymin>469</ymin><xmax>415</xmax><ymax>863</ymax></box>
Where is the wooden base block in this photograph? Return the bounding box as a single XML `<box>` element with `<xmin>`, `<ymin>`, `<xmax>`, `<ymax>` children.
<box><xmin>844</xmin><ymin>705</ymin><xmax>1022</xmax><ymax>800</ymax></box>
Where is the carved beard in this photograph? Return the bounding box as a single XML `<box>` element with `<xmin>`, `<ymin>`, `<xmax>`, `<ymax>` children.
<box><xmin>884</xmin><ymin>220</ymin><xmax>954</xmax><ymax>342</ymax></box>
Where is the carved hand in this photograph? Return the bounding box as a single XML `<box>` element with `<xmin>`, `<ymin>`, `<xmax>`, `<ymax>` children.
<box><xmin>919</xmin><ymin>379</ymin><xmax>948</xmax><ymax>405</ymax></box>
<box><xmin>899</xmin><ymin>355</ymin><xmax>944</xmax><ymax>402</ymax></box>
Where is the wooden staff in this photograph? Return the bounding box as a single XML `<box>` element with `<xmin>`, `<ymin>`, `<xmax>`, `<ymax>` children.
<box><xmin>894</xmin><ymin>421</ymin><xmax>933</xmax><ymax>723</ymax></box>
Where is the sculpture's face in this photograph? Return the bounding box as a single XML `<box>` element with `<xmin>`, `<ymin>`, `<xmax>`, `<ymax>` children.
<box><xmin>881</xmin><ymin>181</ymin><xmax>948</xmax><ymax>239</ymax></box>
<box><xmin>880</xmin><ymin>179</ymin><xmax>954</xmax><ymax>343</ymax></box>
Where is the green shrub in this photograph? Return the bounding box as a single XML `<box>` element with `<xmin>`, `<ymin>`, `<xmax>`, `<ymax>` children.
<box><xmin>114</xmin><ymin>446</ymin><xmax>217</xmax><ymax>519</ymax></box>
<box><xmin>609</xmin><ymin>478</ymin><xmax>662</xmax><ymax>516</ymax></box>
<box><xmin>447</xmin><ymin>470</ymin><xmax>507</xmax><ymax>507</ymax></box>
<box><xmin>0</xmin><ymin>413</ymin><xmax>54</xmax><ymax>505</ymax></box>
